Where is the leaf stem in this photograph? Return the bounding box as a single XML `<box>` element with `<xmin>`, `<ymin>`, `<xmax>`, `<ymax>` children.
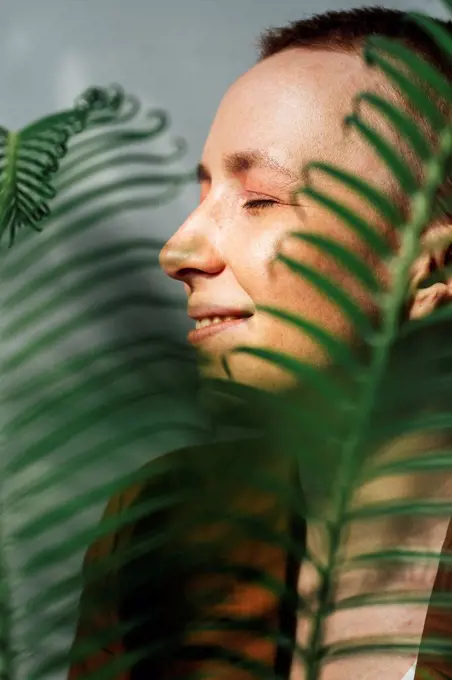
<box><xmin>305</xmin><ymin>122</ymin><xmax>452</xmax><ymax>680</ymax></box>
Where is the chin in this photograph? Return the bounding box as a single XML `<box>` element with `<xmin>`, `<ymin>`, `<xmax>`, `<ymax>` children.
<box><xmin>197</xmin><ymin>352</ymin><xmax>301</xmax><ymax>394</ymax></box>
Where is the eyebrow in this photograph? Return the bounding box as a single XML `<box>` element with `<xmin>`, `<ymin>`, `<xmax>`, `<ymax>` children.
<box><xmin>196</xmin><ymin>150</ymin><xmax>300</xmax><ymax>185</ymax></box>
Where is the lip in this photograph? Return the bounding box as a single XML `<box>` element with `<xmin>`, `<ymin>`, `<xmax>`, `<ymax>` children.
<box><xmin>188</xmin><ymin>306</ymin><xmax>253</xmax><ymax>320</ymax></box>
<box><xmin>187</xmin><ymin>316</ymin><xmax>250</xmax><ymax>344</ymax></box>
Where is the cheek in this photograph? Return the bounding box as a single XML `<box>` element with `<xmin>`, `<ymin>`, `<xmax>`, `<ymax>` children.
<box><xmin>269</xmin><ymin>217</ymin><xmax>378</xmax><ymax>329</ymax></box>
<box><xmin>223</xmin><ymin>218</ymin><xmax>288</xmax><ymax>287</ymax></box>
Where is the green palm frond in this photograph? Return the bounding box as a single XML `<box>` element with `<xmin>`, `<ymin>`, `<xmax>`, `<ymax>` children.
<box><xmin>0</xmin><ymin>83</ymin><xmax>198</xmax><ymax>680</ymax></box>
<box><xmin>216</xmin><ymin>4</ymin><xmax>452</xmax><ymax>679</ymax></box>
<box><xmin>0</xmin><ymin>84</ymin><xmax>135</xmax><ymax>248</ymax></box>
<box><xmin>5</xmin><ymin>4</ymin><xmax>452</xmax><ymax>680</ymax></box>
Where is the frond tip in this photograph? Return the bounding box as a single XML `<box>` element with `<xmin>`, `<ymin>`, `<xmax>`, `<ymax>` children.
<box><xmin>0</xmin><ymin>84</ymin><xmax>139</xmax><ymax>249</ymax></box>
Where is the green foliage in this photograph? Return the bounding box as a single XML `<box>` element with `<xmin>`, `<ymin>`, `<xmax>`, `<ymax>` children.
<box><xmin>0</xmin><ymin>85</ymin><xmax>138</xmax><ymax>248</ymax></box>
<box><xmin>3</xmin><ymin>4</ymin><xmax>452</xmax><ymax>680</ymax></box>
<box><xmin>0</xmin><ymin>83</ymin><xmax>196</xmax><ymax>679</ymax></box>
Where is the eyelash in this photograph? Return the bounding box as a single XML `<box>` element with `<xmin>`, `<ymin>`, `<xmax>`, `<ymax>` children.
<box><xmin>243</xmin><ymin>198</ymin><xmax>278</xmax><ymax>211</ymax></box>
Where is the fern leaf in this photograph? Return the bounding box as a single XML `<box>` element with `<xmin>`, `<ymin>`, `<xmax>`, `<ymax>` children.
<box><xmin>353</xmin><ymin>91</ymin><xmax>433</xmax><ymax>162</ymax></box>
<box><xmin>275</xmin><ymin>252</ymin><xmax>375</xmax><ymax>337</ymax></box>
<box><xmin>0</xmin><ymin>86</ymin><xmax>131</xmax><ymax>248</ymax></box>
<box><xmin>255</xmin><ymin>304</ymin><xmax>361</xmax><ymax>370</ymax></box>
<box><xmin>344</xmin><ymin>112</ymin><xmax>419</xmax><ymax>195</ymax></box>
<box><xmin>285</xmin><ymin>231</ymin><xmax>381</xmax><ymax>293</ymax></box>
<box><xmin>299</xmin><ymin>185</ymin><xmax>393</xmax><ymax>257</ymax></box>
<box><xmin>362</xmin><ymin>47</ymin><xmax>446</xmax><ymax>130</ymax></box>
<box><xmin>365</xmin><ymin>34</ymin><xmax>452</xmax><ymax>106</ymax></box>
<box><xmin>302</xmin><ymin>160</ymin><xmax>404</xmax><ymax>231</ymax></box>
<box><xmin>6</xmin><ymin>4</ymin><xmax>452</xmax><ymax>680</ymax></box>
<box><xmin>408</xmin><ymin>11</ymin><xmax>452</xmax><ymax>62</ymax></box>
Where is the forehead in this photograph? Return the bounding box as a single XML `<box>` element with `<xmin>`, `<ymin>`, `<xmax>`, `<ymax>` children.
<box><xmin>202</xmin><ymin>48</ymin><xmax>396</xmax><ymax>189</ymax></box>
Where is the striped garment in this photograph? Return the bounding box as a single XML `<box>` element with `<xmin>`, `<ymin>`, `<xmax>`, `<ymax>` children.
<box><xmin>68</xmin><ymin>439</ymin><xmax>301</xmax><ymax>679</ymax></box>
<box><xmin>67</xmin><ymin>441</ymin><xmax>452</xmax><ymax>680</ymax></box>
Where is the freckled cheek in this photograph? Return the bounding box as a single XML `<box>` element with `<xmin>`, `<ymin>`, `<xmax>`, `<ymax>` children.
<box><xmin>224</xmin><ymin>228</ymin><xmax>285</xmax><ymax>287</ymax></box>
<box><xmin>276</xmin><ymin>234</ymin><xmax>376</xmax><ymax>316</ymax></box>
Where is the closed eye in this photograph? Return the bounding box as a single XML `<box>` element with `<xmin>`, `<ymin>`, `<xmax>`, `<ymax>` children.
<box><xmin>243</xmin><ymin>198</ymin><xmax>278</xmax><ymax>211</ymax></box>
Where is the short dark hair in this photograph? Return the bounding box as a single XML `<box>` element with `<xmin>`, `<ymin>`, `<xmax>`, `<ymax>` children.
<box><xmin>259</xmin><ymin>6</ymin><xmax>450</xmax><ymax>65</ymax></box>
<box><xmin>258</xmin><ymin>5</ymin><xmax>452</xmax><ymax>225</ymax></box>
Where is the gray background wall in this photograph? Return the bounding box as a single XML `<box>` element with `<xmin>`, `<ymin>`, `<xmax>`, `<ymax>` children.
<box><xmin>2</xmin><ymin>0</ymin><xmax>450</xmax><ymax>252</ymax></box>
<box><xmin>0</xmin><ymin>1</ymin><xmax>449</xmax><ymax>678</ymax></box>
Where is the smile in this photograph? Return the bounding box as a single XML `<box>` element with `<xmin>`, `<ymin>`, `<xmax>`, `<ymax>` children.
<box><xmin>187</xmin><ymin>316</ymin><xmax>251</xmax><ymax>344</ymax></box>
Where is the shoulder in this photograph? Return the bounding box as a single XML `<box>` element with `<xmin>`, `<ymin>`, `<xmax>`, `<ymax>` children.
<box><xmin>83</xmin><ymin>436</ymin><xmax>266</xmax><ymax>568</ymax></box>
<box><xmin>83</xmin><ymin>458</ymin><xmax>157</xmax><ymax>570</ymax></box>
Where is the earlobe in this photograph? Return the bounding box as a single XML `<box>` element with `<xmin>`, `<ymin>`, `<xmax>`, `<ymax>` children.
<box><xmin>409</xmin><ymin>281</ymin><xmax>452</xmax><ymax>320</ymax></box>
<box><xmin>407</xmin><ymin>223</ymin><xmax>452</xmax><ymax>320</ymax></box>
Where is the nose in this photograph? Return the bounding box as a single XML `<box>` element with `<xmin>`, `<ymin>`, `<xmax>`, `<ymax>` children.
<box><xmin>159</xmin><ymin>207</ymin><xmax>225</xmax><ymax>286</ymax></box>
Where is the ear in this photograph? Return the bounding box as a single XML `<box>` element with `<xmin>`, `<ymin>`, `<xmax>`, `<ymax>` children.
<box><xmin>408</xmin><ymin>223</ymin><xmax>452</xmax><ymax>320</ymax></box>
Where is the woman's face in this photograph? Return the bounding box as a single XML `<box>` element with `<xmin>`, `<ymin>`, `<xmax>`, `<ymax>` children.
<box><xmin>159</xmin><ymin>48</ymin><xmax>397</xmax><ymax>391</ymax></box>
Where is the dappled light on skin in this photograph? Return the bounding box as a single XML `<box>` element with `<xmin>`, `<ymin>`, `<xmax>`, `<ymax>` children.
<box><xmin>62</xmin><ymin>5</ymin><xmax>452</xmax><ymax>680</ymax></box>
